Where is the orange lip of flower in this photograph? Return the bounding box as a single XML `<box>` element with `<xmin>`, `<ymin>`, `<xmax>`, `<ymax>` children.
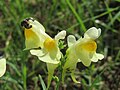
<box><xmin>81</xmin><ymin>40</ymin><xmax>97</xmax><ymax>52</ymax></box>
<box><xmin>44</xmin><ymin>38</ymin><xmax>56</xmax><ymax>52</ymax></box>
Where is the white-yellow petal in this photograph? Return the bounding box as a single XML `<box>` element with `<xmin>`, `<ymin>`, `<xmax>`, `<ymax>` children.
<box><xmin>31</xmin><ymin>22</ymin><xmax>51</xmax><ymax>45</ymax></box>
<box><xmin>96</xmin><ymin>53</ymin><xmax>104</xmax><ymax>60</ymax></box>
<box><xmin>84</xmin><ymin>27</ymin><xmax>101</xmax><ymax>40</ymax></box>
<box><xmin>55</xmin><ymin>30</ymin><xmax>66</xmax><ymax>42</ymax></box>
<box><xmin>91</xmin><ymin>53</ymin><xmax>104</xmax><ymax>62</ymax></box>
<box><xmin>29</xmin><ymin>19</ymin><xmax>45</xmax><ymax>32</ymax></box>
<box><xmin>24</xmin><ymin>29</ymin><xmax>41</xmax><ymax>50</ymax></box>
<box><xmin>75</xmin><ymin>44</ymin><xmax>92</xmax><ymax>66</ymax></box>
<box><xmin>78</xmin><ymin>50</ymin><xmax>91</xmax><ymax>66</ymax></box>
<box><xmin>0</xmin><ymin>58</ymin><xmax>6</xmax><ymax>77</ymax></box>
<box><xmin>38</xmin><ymin>53</ymin><xmax>60</xmax><ymax>64</ymax></box>
<box><xmin>30</xmin><ymin>49</ymin><xmax>45</xmax><ymax>56</ymax></box>
<box><xmin>67</xmin><ymin>35</ymin><xmax>76</xmax><ymax>47</ymax></box>
<box><xmin>30</xmin><ymin>49</ymin><xmax>61</xmax><ymax>64</ymax></box>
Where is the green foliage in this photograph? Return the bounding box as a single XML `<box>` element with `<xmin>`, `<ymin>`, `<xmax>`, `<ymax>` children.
<box><xmin>0</xmin><ymin>0</ymin><xmax>120</xmax><ymax>90</ymax></box>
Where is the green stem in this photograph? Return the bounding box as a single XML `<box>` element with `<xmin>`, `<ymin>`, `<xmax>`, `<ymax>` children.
<box><xmin>22</xmin><ymin>64</ymin><xmax>27</xmax><ymax>90</ymax></box>
<box><xmin>56</xmin><ymin>72</ymin><xmax>62</xmax><ymax>90</ymax></box>
<box><xmin>47</xmin><ymin>63</ymin><xmax>58</xmax><ymax>90</ymax></box>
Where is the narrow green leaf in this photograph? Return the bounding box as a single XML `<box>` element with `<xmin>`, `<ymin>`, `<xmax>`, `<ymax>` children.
<box><xmin>39</xmin><ymin>75</ymin><xmax>47</xmax><ymax>90</ymax></box>
<box><xmin>66</xmin><ymin>0</ymin><xmax>86</xmax><ymax>32</ymax></box>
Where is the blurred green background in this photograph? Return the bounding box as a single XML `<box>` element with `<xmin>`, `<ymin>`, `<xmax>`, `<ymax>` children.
<box><xmin>0</xmin><ymin>0</ymin><xmax>120</xmax><ymax>90</ymax></box>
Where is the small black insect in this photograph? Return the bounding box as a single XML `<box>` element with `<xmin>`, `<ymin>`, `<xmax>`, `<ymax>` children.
<box><xmin>21</xmin><ymin>17</ymin><xmax>34</xmax><ymax>29</ymax></box>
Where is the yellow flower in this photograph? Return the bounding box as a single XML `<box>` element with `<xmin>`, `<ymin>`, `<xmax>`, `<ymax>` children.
<box><xmin>21</xmin><ymin>17</ymin><xmax>50</xmax><ymax>50</ymax></box>
<box><xmin>30</xmin><ymin>30</ymin><xmax>66</xmax><ymax>90</ymax></box>
<box><xmin>0</xmin><ymin>58</ymin><xmax>6</xmax><ymax>77</ymax></box>
<box><xmin>62</xmin><ymin>27</ymin><xmax>104</xmax><ymax>83</ymax></box>
<box><xmin>21</xmin><ymin>17</ymin><xmax>66</xmax><ymax>89</ymax></box>
<box><xmin>30</xmin><ymin>30</ymin><xmax>66</xmax><ymax>64</ymax></box>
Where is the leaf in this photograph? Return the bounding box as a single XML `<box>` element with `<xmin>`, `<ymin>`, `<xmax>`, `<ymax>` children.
<box><xmin>39</xmin><ymin>75</ymin><xmax>47</xmax><ymax>90</ymax></box>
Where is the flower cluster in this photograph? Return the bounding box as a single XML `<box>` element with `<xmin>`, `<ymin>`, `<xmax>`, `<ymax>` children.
<box><xmin>62</xmin><ymin>27</ymin><xmax>104</xmax><ymax>83</ymax></box>
<box><xmin>21</xmin><ymin>17</ymin><xmax>104</xmax><ymax>89</ymax></box>
<box><xmin>21</xmin><ymin>17</ymin><xmax>66</xmax><ymax>89</ymax></box>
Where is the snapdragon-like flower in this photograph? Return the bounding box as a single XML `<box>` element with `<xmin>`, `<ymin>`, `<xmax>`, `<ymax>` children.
<box><xmin>21</xmin><ymin>17</ymin><xmax>66</xmax><ymax>89</ymax></box>
<box><xmin>30</xmin><ymin>30</ymin><xmax>66</xmax><ymax>89</ymax></box>
<box><xmin>62</xmin><ymin>27</ymin><xmax>104</xmax><ymax>83</ymax></box>
<box><xmin>0</xmin><ymin>58</ymin><xmax>6</xmax><ymax>77</ymax></box>
<box><xmin>21</xmin><ymin>17</ymin><xmax>50</xmax><ymax>50</ymax></box>
<box><xmin>30</xmin><ymin>30</ymin><xmax>66</xmax><ymax>64</ymax></box>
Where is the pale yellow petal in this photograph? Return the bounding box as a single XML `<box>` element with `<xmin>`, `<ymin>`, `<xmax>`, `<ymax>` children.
<box><xmin>75</xmin><ymin>44</ymin><xmax>91</xmax><ymax>66</ymax></box>
<box><xmin>49</xmin><ymin>48</ymin><xmax>61</xmax><ymax>61</ymax></box>
<box><xmin>55</xmin><ymin>30</ymin><xmax>66</xmax><ymax>42</ymax></box>
<box><xmin>55</xmin><ymin>30</ymin><xmax>66</xmax><ymax>40</ymax></box>
<box><xmin>91</xmin><ymin>53</ymin><xmax>104</xmax><ymax>62</ymax></box>
<box><xmin>0</xmin><ymin>58</ymin><xmax>6</xmax><ymax>77</ymax></box>
<box><xmin>84</xmin><ymin>27</ymin><xmax>101</xmax><ymax>40</ymax></box>
<box><xmin>91</xmin><ymin>53</ymin><xmax>98</xmax><ymax>62</ymax></box>
<box><xmin>30</xmin><ymin>47</ymin><xmax>61</xmax><ymax>64</ymax></box>
<box><xmin>30</xmin><ymin>49</ymin><xmax>60</xmax><ymax>64</ymax></box>
<box><xmin>30</xmin><ymin>49</ymin><xmax>45</xmax><ymax>56</ymax></box>
<box><xmin>78</xmin><ymin>51</ymin><xmax>91</xmax><ymax>66</ymax></box>
<box><xmin>24</xmin><ymin>29</ymin><xmax>41</xmax><ymax>50</ymax></box>
<box><xmin>38</xmin><ymin>53</ymin><xmax>60</xmax><ymax>64</ymax></box>
<box><xmin>32</xmin><ymin>24</ymin><xmax>50</xmax><ymax>48</ymax></box>
<box><xmin>29</xmin><ymin>19</ymin><xmax>45</xmax><ymax>32</ymax></box>
<box><xmin>67</xmin><ymin>35</ymin><xmax>76</xmax><ymax>47</ymax></box>
<box><xmin>96</xmin><ymin>53</ymin><xmax>104</xmax><ymax>60</ymax></box>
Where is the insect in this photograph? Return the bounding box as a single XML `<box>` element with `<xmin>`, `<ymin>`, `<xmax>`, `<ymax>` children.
<box><xmin>21</xmin><ymin>17</ymin><xmax>34</xmax><ymax>29</ymax></box>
